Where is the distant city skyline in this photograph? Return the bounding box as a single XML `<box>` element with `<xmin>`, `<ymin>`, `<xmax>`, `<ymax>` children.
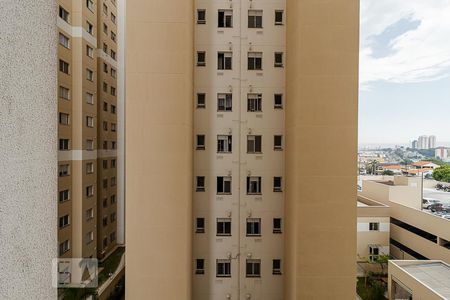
<box><xmin>359</xmin><ymin>0</ymin><xmax>450</xmax><ymax>145</ymax></box>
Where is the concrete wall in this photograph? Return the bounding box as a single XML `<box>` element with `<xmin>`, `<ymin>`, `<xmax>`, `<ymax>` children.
<box><xmin>0</xmin><ymin>0</ymin><xmax>57</xmax><ymax>298</ymax></box>
<box><xmin>125</xmin><ymin>0</ymin><xmax>194</xmax><ymax>298</ymax></box>
<box><xmin>285</xmin><ymin>0</ymin><xmax>359</xmax><ymax>299</ymax></box>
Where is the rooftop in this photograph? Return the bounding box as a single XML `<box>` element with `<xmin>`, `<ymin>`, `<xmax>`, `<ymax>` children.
<box><xmin>393</xmin><ymin>261</ymin><xmax>450</xmax><ymax>299</ymax></box>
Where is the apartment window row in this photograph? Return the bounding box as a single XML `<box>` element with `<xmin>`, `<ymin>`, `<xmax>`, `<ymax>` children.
<box><xmin>196</xmin><ymin>93</ymin><xmax>283</xmax><ymax>110</ymax></box>
<box><xmin>102</xmin><ymin>231</ymin><xmax>117</xmax><ymax>250</ymax></box>
<box><xmin>59</xmin><ymin>240</ymin><xmax>70</xmax><ymax>255</ymax></box>
<box><xmin>195</xmin><ymin>259</ymin><xmax>282</xmax><ymax>277</ymax></box>
<box><xmin>196</xmin><ymin>176</ymin><xmax>282</xmax><ymax>193</ymax></box>
<box><xmin>102</xmin><ymin>101</ymin><xmax>117</xmax><ymax>114</ymax></box>
<box><xmin>103</xmin><ymin>63</ymin><xmax>118</xmax><ymax>79</ymax></box>
<box><xmin>196</xmin><ymin>9</ymin><xmax>284</xmax><ymax>27</ymax></box>
<box><xmin>102</xmin><ymin>177</ymin><xmax>117</xmax><ymax>189</ymax></box>
<box><xmin>102</xmin><ymin>121</ymin><xmax>117</xmax><ymax>132</ymax></box>
<box><xmin>196</xmin><ymin>134</ymin><xmax>283</xmax><ymax>152</ymax></box>
<box><xmin>197</xmin><ymin>51</ymin><xmax>283</xmax><ymax>69</ymax></box>
<box><xmin>102</xmin><ymin>159</ymin><xmax>117</xmax><ymax>169</ymax></box>
<box><xmin>102</xmin><ymin>194</ymin><xmax>117</xmax><ymax>208</ymax></box>
<box><xmin>101</xmin><ymin>140</ymin><xmax>117</xmax><ymax>150</ymax></box>
<box><xmin>102</xmin><ymin>82</ymin><xmax>117</xmax><ymax>96</ymax></box>
<box><xmin>59</xmin><ymin>214</ymin><xmax>70</xmax><ymax>229</ymax></box>
<box><xmin>59</xmin><ymin>138</ymin><xmax>96</xmax><ymax>151</ymax></box>
<box><xmin>195</xmin><ymin>217</ymin><xmax>282</xmax><ymax>235</ymax></box>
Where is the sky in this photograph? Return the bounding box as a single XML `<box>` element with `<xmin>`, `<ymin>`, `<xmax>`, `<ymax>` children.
<box><xmin>359</xmin><ymin>0</ymin><xmax>450</xmax><ymax>146</ymax></box>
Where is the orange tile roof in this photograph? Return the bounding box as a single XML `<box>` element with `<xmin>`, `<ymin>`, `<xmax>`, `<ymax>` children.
<box><xmin>406</xmin><ymin>168</ymin><xmax>433</xmax><ymax>174</ymax></box>
<box><xmin>383</xmin><ymin>165</ymin><xmax>403</xmax><ymax>169</ymax></box>
<box><xmin>412</xmin><ymin>161</ymin><xmax>434</xmax><ymax>167</ymax></box>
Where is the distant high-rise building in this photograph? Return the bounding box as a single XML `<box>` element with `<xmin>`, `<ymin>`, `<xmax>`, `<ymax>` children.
<box><xmin>435</xmin><ymin>147</ymin><xmax>449</xmax><ymax>160</ymax></box>
<box><xmin>418</xmin><ymin>135</ymin><xmax>429</xmax><ymax>149</ymax></box>
<box><xmin>428</xmin><ymin>135</ymin><xmax>436</xmax><ymax>149</ymax></box>
<box><xmin>411</xmin><ymin>140</ymin><xmax>418</xmax><ymax>149</ymax></box>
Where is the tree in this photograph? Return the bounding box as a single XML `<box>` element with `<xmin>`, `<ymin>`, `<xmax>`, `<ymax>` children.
<box><xmin>382</xmin><ymin>170</ymin><xmax>394</xmax><ymax>176</ymax></box>
<box><xmin>366</xmin><ymin>160</ymin><xmax>379</xmax><ymax>175</ymax></box>
<box><xmin>374</xmin><ymin>254</ymin><xmax>390</xmax><ymax>275</ymax></box>
<box><xmin>433</xmin><ymin>165</ymin><xmax>450</xmax><ymax>182</ymax></box>
<box><xmin>423</xmin><ymin>158</ymin><xmax>446</xmax><ymax>166</ymax></box>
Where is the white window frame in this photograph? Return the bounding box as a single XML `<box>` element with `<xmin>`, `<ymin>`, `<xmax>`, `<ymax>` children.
<box><xmin>248</xmin><ymin>10</ymin><xmax>263</xmax><ymax>28</ymax></box>
<box><xmin>273</xmin><ymin>177</ymin><xmax>282</xmax><ymax>192</ymax></box>
<box><xmin>247</xmin><ymin>93</ymin><xmax>262</xmax><ymax>112</ymax></box>
<box><xmin>247</xmin><ymin>135</ymin><xmax>262</xmax><ymax>153</ymax></box>
<box><xmin>197</xmin><ymin>51</ymin><xmax>206</xmax><ymax>66</ymax></box>
<box><xmin>218</xmin><ymin>9</ymin><xmax>233</xmax><ymax>28</ymax></box>
<box><xmin>246</xmin><ymin>259</ymin><xmax>261</xmax><ymax>278</ymax></box>
<box><xmin>59</xmin><ymin>33</ymin><xmax>70</xmax><ymax>48</ymax></box>
<box><xmin>275</xmin><ymin>10</ymin><xmax>284</xmax><ymax>25</ymax></box>
<box><xmin>86</xmin><ymin>116</ymin><xmax>94</xmax><ymax>128</ymax></box>
<box><xmin>217</xmin><ymin>93</ymin><xmax>232</xmax><ymax>111</ymax></box>
<box><xmin>196</xmin><ymin>218</ymin><xmax>205</xmax><ymax>233</ymax></box>
<box><xmin>273</xmin><ymin>218</ymin><xmax>282</xmax><ymax>233</ymax></box>
<box><xmin>248</xmin><ymin>52</ymin><xmax>263</xmax><ymax>70</ymax></box>
<box><xmin>369</xmin><ymin>222</ymin><xmax>380</xmax><ymax>231</ymax></box>
<box><xmin>197</xmin><ymin>93</ymin><xmax>206</xmax><ymax>108</ymax></box>
<box><xmin>86</xmin><ymin>162</ymin><xmax>94</xmax><ymax>174</ymax></box>
<box><xmin>273</xmin><ymin>259</ymin><xmax>282</xmax><ymax>275</ymax></box>
<box><xmin>217</xmin><ymin>52</ymin><xmax>232</xmax><ymax>70</ymax></box>
<box><xmin>59</xmin><ymin>112</ymin><xmax>70</xmax><ymax>125</ymax></box>
<box><xmin>247</xmin><ymin>176</ymin><xmax>262</xmax><ymax>195</ymax></box>
<box><xmin>196</xmin><ymin>176</ymin><xmax>205</xmax><ymax>192</ymax></box>
<box><xmin>216</xmin><ymin>259</ymin><xmax>231</xmax><ymax>277</ymax></box>
<box><xmin>246</xmin><ymin>218</ymin><xmax>261</xmax><ymax>236</ymax></box>
<box><xmin>216</xmin><ymin>218</ymin><xmax>232</xmax><ymax>236</ymax></box>
<box><xmin>274</xmin><ymin>94</ymin><xmax>283</xmax><ymax>109</ymax></box>
<box><xmin>196</xmin><ymin>259</ymin><xmax>205</xmax><ymax>275</ymax></box>
<box><xmin>59</xmin><ymin>86</ymin><xmax>70</xmax><ymax>100</ymax></box>
<box><xmin>274</xmin><ymin>135</ymin><xmax>283</xmax><ymax>150</ymax></box>
<box><xmin>197</xmin><ymin>9</ymin><xmax>206</xmax><ymax>24</ymax></box>
<box><xmin>59</xmin><ymin>164</ymin><xmax>70</xmax><ymax>177</ymax></box>
<box><xmin>217</xmin><ymin>176</ymin><xmax>232</xmax><ymax>194</ymax></box>
<box><xmin>217</xmin><ymin>135</ymin><xmax>232</xmax><ymax>153</ymax></box>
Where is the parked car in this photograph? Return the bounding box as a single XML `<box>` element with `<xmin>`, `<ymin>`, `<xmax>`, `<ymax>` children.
<box><xmin>422</xmin><ymin>199</ymin><xmax>441</xmax><ymax>209</ymax></box>
<box><xmin>429</xmin><ymin>203</ymin><xmax>444</xmax><ymax>212</ymax></box>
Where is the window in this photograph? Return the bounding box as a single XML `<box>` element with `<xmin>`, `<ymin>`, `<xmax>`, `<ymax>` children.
<box><xmin>197</xmin><ymin>9</ymin><xmax>206</xmax><ymax>24</ymax></box>
<box><xmin>110</xmin><ymin>194</ymin><xmax>116</xmax><ymax>204</ymax></box>
<box><xmin>103</xmin><ymin>159</ymin><xmax>108</xmax><ymax>169</ymax></box>
<box><xmin>196</xmin><ymin>176</ymin><xmax>205</xmax><ymax>192</ymax></box>
<box><xmin>59</xmin><ymin>33</ymin><xmax>69</xmax><ymax>48</ymax></box>
<box><xmin>111</xmin><ymin>86</ymin><xmax>116</xmax><ymax>96</ymax></box>
<box><xmin>86</xmin><ymin>69</ymin><xmax>94</xmax><ymax>81</ymax></box>
<box><xmin>86</xmin><ymin>162</ymin><xmax>94</xmax><ymax>174</ymax></box>
<box><xmin>216</xmin><ymin>259</ymin><xmax>231</xmax><ymax>277</ymax></box>
<box><xmin>103</xmin><ymin>141</ymin><xmax>108</xmax><ymax>150</ymax></box>
<box><xmin>196</xmin><ymin>259</ymin><xmax>205</xmax><ymax>275</ymax></box>
<box><xmin>196</xmin><ymin>218</ymin><xmax>205</xmax><ymax>233</ymax></box>
<box><xmin>217</xmin><ymin>52</ymin><xmax>232</xmax><ymax>70</ymax></box>
<box><xmin>248</xmin><ymin>10</ymin><xmax>263</xmax><ymax>28</ymax></box>
<box><xmin>111</xmin><ymin>177</ymin><xmax>116</xmax><ymax>186</ymax></box>
<box><xmin>59</xmin><ymin>6</ymin><xmax>69</xmax><ymax>23</ymax></box>
<box><xmin>103</xmin><ymin>178</ymin><xmax>108</xmax><ymax>189</ymax></box>
<box><xmin>86</xmin><ymin>0</ymin><xmax>94</xmax><ymax>11</ymax></box>
<box><xmin>196</xmin><ymin>135</ymin><xmax>205</xmax><ymax>150</ymax></box>
<box><xmin>103</xmin><ymin>63</ymin><xmax>108</xmax><ymax>73</ymax></box>
<box><xmin>273</xmin><ymin>177</ymin><xmax>282</xmax><ymax>192</ymax></box>
<box><xmin>111</xmin><ymin>13</ymin><xmax>116</xmax><ymax>24</ymax></box>
<box><xmin>369</xmin><ymin>246</ymin><xmax>380</xmax><ymax>263</ymax></box>
<box><xmin>217</xmin><ymin>218</ymin><xmax>231</xmax><ymax>236</ymax></box>
<box><xmin>273</xmin><ymin>218</ymin><xmax>282</xmax><ymax>233</ymax></box>
<box><xmin>103</xmin><ymin>3</ymin><xmax>108</xmax><ymax>14</ymax></box>
<box><xmin>86</xmin><ymin>45</ymin><xmax>94</xmax><ymax>58</ymax></box>
<box><xmin>247</xmin><ymin>177</ymin><xmax>262</xmax><ymax>194</ymax></box>
<box><xmin>59</xmin><ymin>113</ymin><xmax>69</xmax><ymax>125</ymax></box>
<box><xmin>197</xmin><ymin>51</ymin><xmax>206</xmax><ymax>66</ymax></box>
<box><xmin>248</xmin><ymin>52</ymin><xmax>262</xmax><ymax>70</ymax></box>
<box><xmin>197</xmin><ymin>93</ymin><xmax>206</xmax><ymax>108</ymax></box>
<box><xmin>59</xmin><ymin>139</ymin><xmax>70</xmax><ymax>150</ymax></box>
<box><xmin>103</xmin><ymin>23</ymin><xmax>109</xmax><ymax>34</ymax></box>
<box><xmin>246</xmin><ymin>218</ymin><xmax>261</xmax><ymax>236</ymax></box>
<box><xmin>369</xmin><ymin>222</ymin><xmax>380</xmax><ymax>231</ymax></box>
<box><xmin>274</xmin><ymin>52</ymin><xmax>284</xmax><ymax>67</ymax></box>
<box><xmin>275</xmin><ymin>10</ymin><xmax>284</xmax><ymax>25</ymax></box>
<box><xmin>246</xmin><ymin>259</ymin><xmax>261</xmax><ymax>278</ymax></box>
<box><xmin>273</xmin><ymin>259</ymin><xmax>282</xmax><ymax>275</ymax></box>
<box><xmin>103</xmin><ymin>43</ymin><xmax>108</xmax><ymax>53</ymax></box>
<box><xmin>59</xmin><ymin>86</ymin><xmax>70</xmax><ymax>100</ymax></box>
<box><xmin>110</xmin><ymin>231</ymin><xmax>116</xmax><ymax>242</ymax></box>
<box><xmin>86</xmin><ymin>185</ymin><xmax>94</xmax><ymax>197</ymax></box>
<box><xmin>103</xmin><ymin>237</ymin><xmax>108</xmax><ymax>248</ymax></box>
<box><xmin>218</xmin><ymin>10</ymin><xmax>233</xmax><ymax>28</ymax></box>
<box><xmin>59</xmin><ymin>164</ymin><xmax>70</xmax><ymax>177</ymax></box>
<box><xmin>59</xmin><ymin>240</ymin><xmax>70</xmax><ymax>255</ymax></box>
<box><xmin>86</xmin><ymin>139</ymin><xmax>94</xmax><ymax>151</ymax></box>
<box><xmin>111</xmin><ymin>50</ymin><xmax>116</xmax><ymax>60</ymax></box>
<box><xmin>59</xmin><ymin>215</ymin><xmax>70</xmax><ymax>228</ymax></box>
<box><xmin>274</xmin><ymin>94</ymin><xmax>283</xmax><ymax>109</ymax></box>
<box><xmin>86</xmin><ymin>21</ymin><xmax>94</xmax><ymax>35</ymax></box>
<box><xmin>103</xmin><ymin>121</ymin><xmax>108</xmax><ymax>131</ymax></box>
<box><xmin>103</xmin><ymin>198</ymin><xmax>108</xmax><ymax>207</ymax></box>
<box><xmin>59</xmin><ymin>190</ymin><xmax>70</xmax><ymax>202</ymax></box>
<box><xmin>102</xmin><ymin>216</ymin><xmax>108</xmax><ymax>227</ymax></box>
<box><xmin>217</xmin><ymin>135</ymin><xmax>232</xmax><ymax>153</ymax></box>
<box><xmin>274</xmin><ymin>135</ymin><xmax>283</xmax><ymax>150</ymax></box>
<box><xmin>86</xmin><ymin>208</ymin><xmax>94</xmax><ymax>221</ymax></box>
<box><xmin>111</xmin><ymin>159</ymin><xmax>116</xmax><ymax>168</ymax></box>
<box><xmin>247</xmin><ymin>94</ymin><xmax>262</xmax><ymax>112</ymax></box>
<box><xmin>103</xmin><ymin>82</ymin><xmax>108</xmax><ymax>92</ymax></box>
<box><xmin>111</xmin><ymin>105</ymin><xmax>116</xmax><ymax>114</ymax></box>
<box><xmin>247</xmin><ymin>135</ymin><xmax>262</xmax><ymax>153</ymax></box>
<box><xmin>86</xmin><ymin>116</ymin><xmax>94</xmax><ymax>128</ymax></box>
<box><xmin>217</xmin><ymin>176</ymin><xmax>232</xmax><ymax>194</ymax></box>
<box><xmin>59</xmin><ymin>59</ymin><xmax>69</xmax><ymax>74</ymax></box>
<box><xmin>111</xmin><ymin>31</ymin><xmax>116</xmax><ymax>42</ymax></box>
<box><xmin>103</xmin><ymin>101</ymin><xmax>108</xmax><ymax>111</ymax></box>
<box><xmin>86</xmin><ymin>231</ymin><xmax>94</xmax><ymax>244</ymax></box>
<box><xmin>111</xmin><ymin>68</ymin><xmax>117</xmax><ymax>78</ymax></box>
<box><xmin>217</xmin><ymin>93</ymin><xmax>232</xmax><ymax>111</ymax></box>
<box><xmin>86</xmin><ymin>92</ymin><xmax>94</xmax><ymax>104</ymax></box>
<box><xmin>111</xmin><ymin>123</ymin><xmax>116</xmax><ymax>132</ymax></box>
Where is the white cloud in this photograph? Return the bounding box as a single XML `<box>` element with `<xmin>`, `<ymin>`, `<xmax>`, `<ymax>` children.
<box><xmin>360</xmin><ymin>0</ymin><xmax>450</xmax><ymax>89</ymax></box>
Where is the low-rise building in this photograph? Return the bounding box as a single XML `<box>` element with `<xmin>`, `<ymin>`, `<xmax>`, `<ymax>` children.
<box><xmin>388</xmin><ymin>260</ymin><xmax>450</xmax><ymax>300</ymax></box>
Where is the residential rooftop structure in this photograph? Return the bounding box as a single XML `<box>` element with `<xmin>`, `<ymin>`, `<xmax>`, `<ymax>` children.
<box><xmin>125</xmin><ymin>0</ymin><xmax>360</xmax><ymax>299</ymax></box>
<box><xmin>389</xmin><ymin>260</ymin><xmax>450</xmax><ymax>300</ymax></box>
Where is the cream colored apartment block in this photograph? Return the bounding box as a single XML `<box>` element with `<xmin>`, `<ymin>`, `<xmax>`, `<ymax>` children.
<box><xmin>125</xmin><ymin>0</ymin><xmax>359</xmax><ymax>299</ymax></box>
<box><xmin>57</xmin><ymin>0</ymin><xmax>119</xmax><ymax>263</ymax></box>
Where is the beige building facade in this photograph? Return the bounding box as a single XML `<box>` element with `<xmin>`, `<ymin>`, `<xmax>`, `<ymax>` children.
<box><xmin>126</xmin><ymin>0</ymin><xmax>359</xmax><ymax>299</ymax></box>
<box><xmin>57</xmin><ymin>0</ymin><xmax>119</xmax><ymax>262</ymax></box>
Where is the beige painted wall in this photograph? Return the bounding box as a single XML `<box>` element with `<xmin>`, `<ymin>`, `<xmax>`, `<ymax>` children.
<box><xmin>125</xmin><ymin>0</ymin><xmax>194</xmax><ymax>299</ymax></box>
<box><xmin>285</xmin><ymin>0</ymin><xmax>359</xmax><ymax>299</ymax></box>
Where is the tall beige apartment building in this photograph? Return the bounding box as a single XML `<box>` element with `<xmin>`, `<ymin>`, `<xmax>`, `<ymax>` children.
<box><xmin>126</xmin><ymin>0</ymin><xmax>359</xmax><ymax>299</ymax></box>
<box><xmin>57</xmin><ymin>0</ymin><xmax>118</xmax><ymax>261</ymax></box>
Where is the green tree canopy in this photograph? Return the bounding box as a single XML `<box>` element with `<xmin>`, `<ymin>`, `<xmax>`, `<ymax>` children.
<box><xmin>433</xmin><ymin>165</ymin><xmax>450</xmax><ymax>182</ymax></box>
<box><xmin>382</xmin><ymin>170</ymin><xmax>395</xmax><ymax>176</ymax></box>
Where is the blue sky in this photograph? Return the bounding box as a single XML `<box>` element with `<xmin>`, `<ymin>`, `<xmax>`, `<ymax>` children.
<box><xmin>359</xmin><ymin>0</ymin><xmax>450</xmax><ymax>146</ymax></box>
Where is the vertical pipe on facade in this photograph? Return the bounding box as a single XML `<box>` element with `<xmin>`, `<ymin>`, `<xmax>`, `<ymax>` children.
<box><xmin>125</xmin><ymin>0</ymin><xmax>194</xmax><ymax>298</ymax></box>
